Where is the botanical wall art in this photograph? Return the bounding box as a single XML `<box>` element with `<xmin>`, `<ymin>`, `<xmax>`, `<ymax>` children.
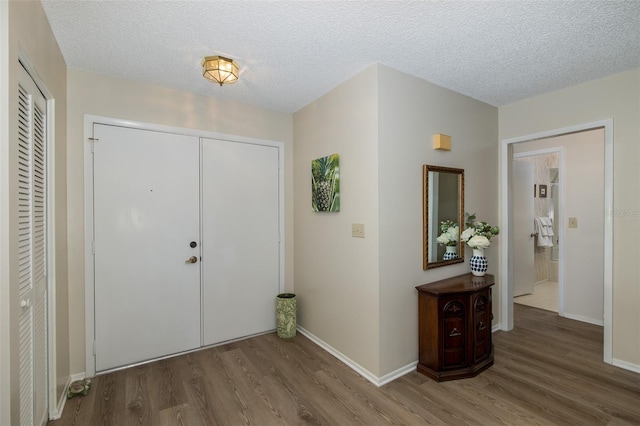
<box><xmin>311</xmin><ymin>153</ymin><xmax>340</xmax><ymax>212</ymax></box>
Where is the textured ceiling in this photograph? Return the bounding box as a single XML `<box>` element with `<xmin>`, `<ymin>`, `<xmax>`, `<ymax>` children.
<box><xmin>41</xmin><ymin>0</ymin><xmax>640</xmax><ymax>113</ymax></box>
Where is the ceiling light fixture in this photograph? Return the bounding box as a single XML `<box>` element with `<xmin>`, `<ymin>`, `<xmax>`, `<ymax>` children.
<box><xmin>201</xmin><ymin>55</ymin><xmax>239</xmax><ymax>86</ymax></box>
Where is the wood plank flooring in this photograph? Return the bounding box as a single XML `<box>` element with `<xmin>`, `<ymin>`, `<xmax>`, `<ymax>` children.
<box><xmin>49</xmin><ymin>304</ymin><xmax>640</xmax><ymax>425</ymax></box>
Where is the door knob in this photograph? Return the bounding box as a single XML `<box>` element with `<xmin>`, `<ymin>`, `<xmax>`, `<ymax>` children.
<box><xmin>185</xmin><ymin>256</ymin><xmax>198</xmax><ymax>264</ymax></box>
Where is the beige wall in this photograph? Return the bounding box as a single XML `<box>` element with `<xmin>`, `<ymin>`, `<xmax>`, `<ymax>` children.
<box><xmin>514</xmin><ymin>130</ymin><xmax>605</xmax><ymax>324</ymax></box>
<box><xmin>377</xmin><ymin>65</ymin><xmax>498</xmax><ymax>376</ymax></box>
<box><xmin>500</xmin><ymin>69</ymin><xmax>640</xmax><ymax>367</ymax></box>
<box><xmin>66</xmin><ymin>69</ymin><xmax>293</xmax><ymax>375</ymax></box>
<box><xmin>1</xmin><ymin>0</ymin><xmax>69</xmax><ymax>421</ymax></box>
<box><xmin>293</xmin><ymin>64</ymin><xmax>498</xmax><ymax>378</ymax></box>
<box><xmin>293</xmin><ymin>65</ymin><xmax>381</xmax><ymax>374</ymax></box>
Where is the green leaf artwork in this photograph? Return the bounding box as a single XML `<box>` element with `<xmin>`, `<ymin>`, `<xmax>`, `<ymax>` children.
<box><xmin>311</xmin><ymin>153</ymin><xmax>340</xmax><ymax>212</ymax></box>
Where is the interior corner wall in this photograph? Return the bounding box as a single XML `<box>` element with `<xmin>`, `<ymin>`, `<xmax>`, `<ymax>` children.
<box><xmin>499</xmin><ymin>69</ymin><xmax>640</xmax><ymax>367</ymax></box>
<box><xmin>293</xmin><ymin>65</ymin><xmax>381</xmax><ymax>375</ymax></box>
<box><xmin>514</xmin><ymin>130</ymin><xmax>605</xmax><ymax>324</ymax></box>
<box><xmin>376</xmin><ymin>65</ymin><xmax>499</xmax><ymax>376</ymax></box>
<box><xmin>66</xmin><ymin>69</ymin><xmax>294</xmax><ymax>376</ymax></box>
<box><xmin>4</xmin><ymin>0</ymin><xmax>69</xmax><ymax>419</ymax></box>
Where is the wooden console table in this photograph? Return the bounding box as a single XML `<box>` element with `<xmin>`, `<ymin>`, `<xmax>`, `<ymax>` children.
<box><xmin>416</xmin><ymin>273</ymin><xmax>494</xmax><ymax>381</ymax></box>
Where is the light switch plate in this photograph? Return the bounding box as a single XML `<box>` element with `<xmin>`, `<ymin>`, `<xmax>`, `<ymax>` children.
<box><xmin>352</xmin><ymin>223</ymin><xmax>365</xmax><ymax>238</ymax></box>
<box><xmin>568</xmin><ymin>217</ymin><xmax>578</xmax><ymax>228</ymax></box>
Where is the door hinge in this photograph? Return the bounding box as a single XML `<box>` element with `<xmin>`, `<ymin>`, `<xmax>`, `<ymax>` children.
<box><xmin>93</xmin><ymin>341</ymin><xmax>96</xmax><ymax>355</ymax></box>
<box><xmin>89</xmin><ymin>137</ymin><xmax>98</xmax><ymax>153</ymax></box>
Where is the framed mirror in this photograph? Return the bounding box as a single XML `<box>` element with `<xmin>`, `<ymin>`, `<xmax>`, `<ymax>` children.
<box><xmin>423</xmin><ymin>165</ymin><xmax>465</xmax><ymax>270</ymax></box>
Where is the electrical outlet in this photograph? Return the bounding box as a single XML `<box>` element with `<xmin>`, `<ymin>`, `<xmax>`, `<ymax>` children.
<box><xmin>568</xmin><ymin>217</ymin><xmax>578</xmax><ymax>228</ymax></box>
<box><xmin>352</xmin><ymin>223</ymin><xmax>365</xmax><ymax>238</ymax></box>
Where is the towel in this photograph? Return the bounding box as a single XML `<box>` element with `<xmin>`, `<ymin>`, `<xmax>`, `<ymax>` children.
<box><xmin>539</xmin><ymin>217</ymin><xmax>554</xmax><ymax>237</ymax></box>
<box><xmin>540</xmin><ymin>217</ymin><xmax>554</xmax><ymax>234</ymax></box>
<box><xmin>534</xmin><ymin>217</ymin><xmax>554</xmax><ymax>247</ymax></box>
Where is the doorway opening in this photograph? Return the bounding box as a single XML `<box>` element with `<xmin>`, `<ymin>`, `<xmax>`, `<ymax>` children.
<box><xmin>512</xmin><ymin>149</ymin><xmax>562</xmax><ymax>315</ymax></box>
<box><xmin>500</xmin><ymin>120</ymin><xmax>613</xmax><ymax>364</ymax></box>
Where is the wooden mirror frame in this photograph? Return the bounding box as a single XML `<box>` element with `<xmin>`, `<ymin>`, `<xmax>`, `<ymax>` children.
<box><xmin>423</xmin><ymin>165</ymin><xmax>465</xmax><ymax>270</ymax></box>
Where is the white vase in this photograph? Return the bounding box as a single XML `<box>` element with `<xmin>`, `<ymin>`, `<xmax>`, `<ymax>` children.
<box><xmin>443</xmin><ymin>245</ymin><xmax>458</xmax><ymax>260</ymax></box>
<box><xmin>470</xmin><ymin>248</ymin><xmax>488</xmax><ymax>276</ymax></box>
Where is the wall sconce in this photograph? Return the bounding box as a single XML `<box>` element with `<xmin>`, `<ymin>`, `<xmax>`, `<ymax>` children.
<box><xmin>433</xmin><ymin>134</ymin><xmax>451</xmax><ymax>151</ymax></box>
<box><xmin>202</xmin><ymin>55</ymin><xmax>239</xmax><ymax>86</ymax></box>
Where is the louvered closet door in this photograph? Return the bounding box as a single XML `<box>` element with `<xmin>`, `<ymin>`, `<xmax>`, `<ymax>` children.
<box><xmin>18</xmin><ymin>64</ymin><xmax>48</xmax><ymax>426</ymax></box>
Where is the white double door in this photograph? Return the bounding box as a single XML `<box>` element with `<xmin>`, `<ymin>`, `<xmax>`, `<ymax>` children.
<box><xmin>93</xmin><ymin>124</ymin><xmax>280</xmax><ymax>372</ymax></box>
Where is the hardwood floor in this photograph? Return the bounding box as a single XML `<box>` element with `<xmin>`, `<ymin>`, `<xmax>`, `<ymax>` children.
<box><xmin>50</xmin><ymin>304</ymin><xmax>640</xmax><ymax>425</ymax></box>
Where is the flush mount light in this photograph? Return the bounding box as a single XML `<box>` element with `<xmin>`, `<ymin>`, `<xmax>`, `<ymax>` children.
<box><xmin>201</xmin><ymin>55</ymin><xmax>239</xmax><ymax>86</ymax></box>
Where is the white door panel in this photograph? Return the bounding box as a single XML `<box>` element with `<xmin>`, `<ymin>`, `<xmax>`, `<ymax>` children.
<box><xmin>513</xmin><ymin>161</ymin><xmax>535</xmax><ymax>297</ymax></box>
<box><xmin>202</xmin><ymin>139</ymin><xmax>280</xmax><ymax>345</ymax></box>
<box><xmin>18</xmin><ymin>64</ymin><xmax>49</xmax><ymax>426</ymax></box>
<box><xmin>93</xmin><ymin>125</ymin><xmax>201</xmax><ymax>372</ymax></box>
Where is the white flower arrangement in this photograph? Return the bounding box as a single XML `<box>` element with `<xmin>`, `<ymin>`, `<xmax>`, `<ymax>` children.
<box><xmin>436</xmin><ymin>220</ymin><xmax>459</xmax><ymax>247</ymax></box>
<box><xmin>461</xmin><ymin>213</ymin><xmax>499</xmax><ymax>249</ymax></box>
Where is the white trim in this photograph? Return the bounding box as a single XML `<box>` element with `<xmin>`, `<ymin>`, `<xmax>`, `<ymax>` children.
<box><xmin>378</xmin><ymin>362</ymin><xmax>418</xmax><ymax>387</ymax></box>
<box><xmin>84</xmin><ymin>115</ymin><xmax>285</xmax><ymax>147</ymax></box>
<box><xmin>612</xmin><ymin>358</ymin><xmax>640</xmax><ymax>375</ymax></box>
<box><xmin>47</xmin><ymin>372</ymin><xmax>76</xmax><ymax>421</ymax></box>
<box><xmin>49</xmin><ymin>372</ymin><xmax>87</xmax><ymax>420</ymax></box>
<box><xmin>45</xmin><ymin>98</ymin><xmax>57</xmax><ymax>423</ymax></box>
<box><xmin>500</xmin><ymin>119</ymin><xmax>613</xmax><ymax>366</ymax></box>
<box><xmin>83</xmin><ymin>117</ymin><xmax>94</xmax><ymax>377</ymax></box>
<box><xmin>563</xmin><ymin>313</ymin><xmax>604</xmax><ymax>327</ymax></box>
<box><xmin>512</xmin><ymin>147</ymin><xmax>562</xmax><ymax>158</ymax></box>
<box><xmin>84</xmin><ymin>115</ymin><xmax>286</xmax><ymax>377</ymax></box>
<box><xmin>296</xmin><ymin>326</ymin><xmax>385</xmax><ymax>387</ymax></box>
<box><xmin>300</xmin><ymin>323</ymin><xmax>503</xmax><ymax>386</ymax></box>
<box><xmin>68</xmin><ymin>372</ymin><xmax>86</xmax><ymax>382</ymax></box>
<box><xmin>602</xmin><ymin>123</ymin><xmax>613</xmax><ymax>363</ymax></box>
<box><xmin>557</xmin><ymin>151</ymin><xmax>566</xmax><ymax>318</ymax></box>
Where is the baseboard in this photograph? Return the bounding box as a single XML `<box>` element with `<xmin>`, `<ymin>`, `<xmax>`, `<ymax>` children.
<box><xmin>48</xmin><ymin>376</ymin><xmax>71</xmax><ymax>420</ymax></box>
<box><xmin>69</xmin><ymin>372</ymin><xmax>87</xmax><ymax>382</ymax></box>
<box><xmin>612</xmin><ymin>358</ymin><xmax>640</xmax><ymax>374</ymax></box>
<box><xmin>49</xmin><ymin>372</ymin><xmax>86</xmax><ymax>420</ymax></box>
<box><xmin>296</xmin><ymin>326</ymin><xmax>415</xmax><ymax>387</ymax></box>
<box><xmin>492</xmin><ymin>324</ymin><xmax>501</xmax><ymax>333</ymax></box>
<box><xmin>378</xmin><ymin>361</ymin><xmax>418</xmax><ymax>386</ymax></box>
<box><xmin>562</xmin><ymin>312</ymin><xmax>604</xmax><ymax>326</ymax></box>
